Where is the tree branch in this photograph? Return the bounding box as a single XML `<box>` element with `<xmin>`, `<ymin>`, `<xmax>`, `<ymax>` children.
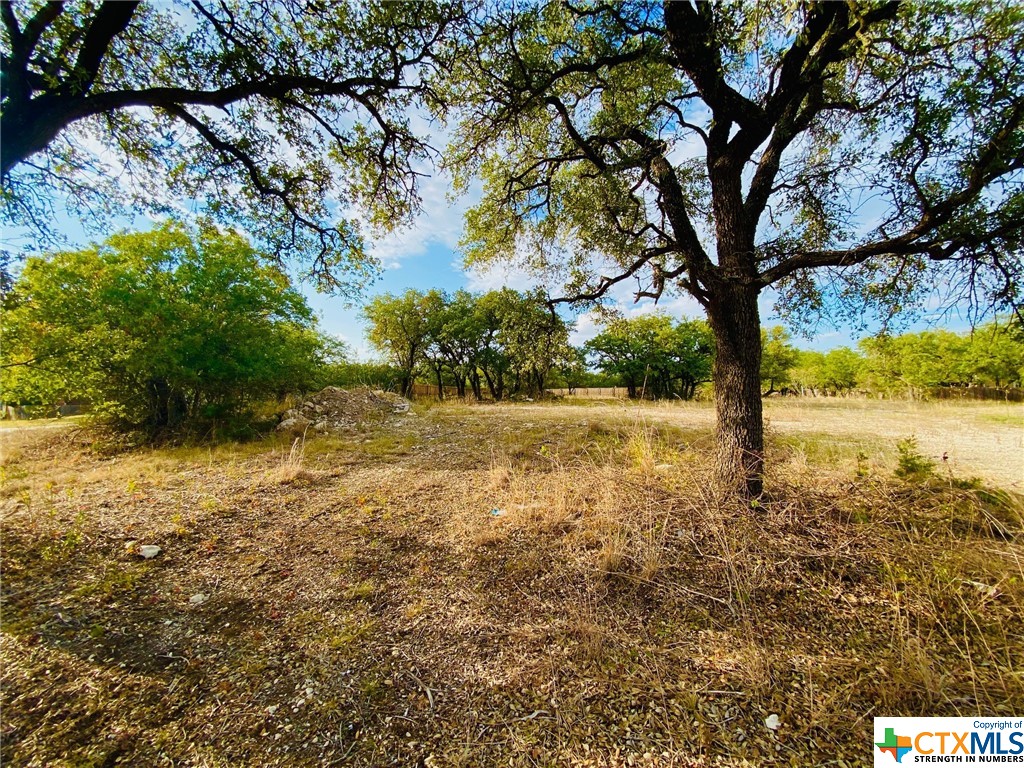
<box><xmin>626</xmin><ymin>129</ymin><xmax>713</xmax><ymax>282</ymax></box>
<box><xmin>2</xmin><ymin>1</ymin><xmax>64</xmax><ymax>108</ymax></box>
<box><xmin>161</xmin><ymin>104</ymin><xmax>345</xmax><ymax>278</ymax></box>
<box><xmin>1</xmin><ymin>1</ymin><xmax>23</xmax><ymax>52</ymax></box>
<box><xmin>662</xmin><ymin>0</ymin><xmax>767</xmax><ymax>133</ymax></box>
<box><xmin>743</xmin><ymin>3</ymin><xmax>900</xmax><ymax>226</ymax></box>
<box><xmin>22</xmin><ymin>1</ymin><xmax>66</xmax><ymax>57</ymax></box>
<box><xmin>549</xmin><ymin>246</ymin><xmax>677</xmax><ymax>305</ymax></box>
<box><xmin>68</xmin><ymin>1</ymin><xmax>139</xmax><ymax>96</ymax></box>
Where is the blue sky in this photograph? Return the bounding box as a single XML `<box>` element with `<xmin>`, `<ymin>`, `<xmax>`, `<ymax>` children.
<box><xmin>5</xmin><ymin>175</ymin><xmax>978</xmax><ymax>362</ymax></box>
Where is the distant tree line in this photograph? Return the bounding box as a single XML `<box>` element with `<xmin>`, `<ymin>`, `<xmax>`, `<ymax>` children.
<box><xmin>363</xmin><ymin>301</ymin><xmax>717</xmax><ymax>402</ymax></box>
<box><xmin>582</xmin><ymin>318</ymin><xmax>1024</xmax><ymax>401</ymax></box>
<box><xmin>760</xmin><ymin>323</ymin><xmax>1024</xmax><ymax>398</ymax></box>
<box><xmin>363</xmin><ymin>289</ymin><xmax>576</xmax><ymax>401</ymax></box>
<box><xmin>367</xmin><ymin>304</ymin><xmax>1024</xmax><ymax>402</ymax></box>
<box><xmin>584</xmin><ymin>315</ymin><xmax>714</xmax><ymax>400</ymax></box>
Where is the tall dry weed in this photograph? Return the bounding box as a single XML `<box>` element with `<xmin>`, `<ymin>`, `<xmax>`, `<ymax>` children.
<box><xmin>267</xmin><ymin>434</ymin><xmax>313</xmax><ymax>484</ymax></box>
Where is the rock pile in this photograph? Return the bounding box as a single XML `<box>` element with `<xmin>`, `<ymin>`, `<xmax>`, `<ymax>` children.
<box><xmin>276</xmin><ymin>386</ymin><xmax>412</xmax><ymax>435</ymax></box>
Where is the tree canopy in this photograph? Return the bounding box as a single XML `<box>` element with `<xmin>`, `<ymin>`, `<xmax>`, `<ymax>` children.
<box><xmin>442</xmin><ymin>0</ymin><xmax>1024</xmax><ymax>495</ymax></box>
<box><xmin>857</xmin><ymin>321</ymin><xmax>1024</xmax><ymax>395</ymax></box>
<box><xmin>766</xmin><ymin>320</ymin><xmax>1024</xmax><ymax>396</ymax></box>
<box><xmin>363</xmin><ymin>289</ymin><xmax>437</xmax><ymax>398</ymax></box>
<box><xmin>585</xmin><ymin>314</ymin><xmax>713</xmax><ymax>399</ymax></box>
<box><xmin>1</xmin><ymin>0</ymin><xmax>460</xmax><ymax>293</ymax></box>
<box><xmin>760</xmin><ymin>326</ymin><xmax>799</xmax><ymax>396</ymax></box>
<box><xmin>790</xmin><ymin>347</ymin><xmax>863</xmax><ymax>396</ymax></box>
<box><xmin>0</xmin><ymin>222</ymin><xmax>326</xmax><ymax>432</ymax></box>
<box><xmin>363</xmin><ymin>288</ymin><xmax>573</xmax><ymax>400</ymax></box>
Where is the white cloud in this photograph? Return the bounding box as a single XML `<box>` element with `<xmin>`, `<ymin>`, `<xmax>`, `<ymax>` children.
<box><xmin>568</xmin><ymin>310</ymin><xmax>603</xmax><ymax>346</ymax></box>
<box><xmin>462</xmin><ymin>260</ymin><xmax>546</xmax><ymax>293</ymax></box>
<box><xmin>350</xmin><ymin>342</ymin><xmax>377</xmax><ymax>362</ymax></box>
<box><xmin>362</xmin><ymin>171</ymin><xmax>480</xmax><ymax>266</ymax></box>
<box><xmin>622</xmin><ymin>292</ymin><xmax>705</xmax><ymax>321</ymax></box>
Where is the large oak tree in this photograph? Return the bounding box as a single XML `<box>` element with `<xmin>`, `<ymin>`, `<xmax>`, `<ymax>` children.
<box><xmin>1</xmin><ymin>0</ymin><xmax>459</xmax><ymax>293</ymax></box>
<box><xmin>443</xmin><ymin>0</ymin><xmax>1024</xmax><ymax>496</ymax></box>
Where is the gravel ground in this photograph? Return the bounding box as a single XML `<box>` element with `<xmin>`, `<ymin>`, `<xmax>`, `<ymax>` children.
<box><xmin>1</xmin><ymin>399</ymin><xmax>1021</xmax><ymax>767</ymax></box>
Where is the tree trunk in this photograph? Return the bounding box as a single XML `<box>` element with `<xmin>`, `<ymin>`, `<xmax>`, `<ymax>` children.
<box><xmin>533</xmin><ymin>368</ymin><xmax>546</xmax><ymax>397</ymax></box>
<box><xmin>706</xmin><ymin>283</ymin><xmax>764</xmax><ymax>498</ymax></box>
<box><xmin>149</xmin><ymin>378</ymin><xmax>170</xmax><ymax>432</ymax></box>
<box><xmin>482</xmin><ymin>368</ymin><xmax>501</xmax><ymax>401</ymax></box>
<box><xmin>434</xmin><ymin>366</ymin><xmax>444</xmax><ymax>401</ymax></box>
<box><xmin>170</xmin><ymin>389</ymin><xmax>188</xmax><ymax>427</ymax></box>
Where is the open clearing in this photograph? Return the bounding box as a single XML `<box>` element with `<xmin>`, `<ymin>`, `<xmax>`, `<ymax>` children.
<box><xmin>2</xmin><ymin>398</ymin><xmax>1022</xmax><ymax>767</ymax></box>
<box><xmin>512</xmin><ymin>398</ymin><xmax>1024</xmax><ymax>490</ymax></box>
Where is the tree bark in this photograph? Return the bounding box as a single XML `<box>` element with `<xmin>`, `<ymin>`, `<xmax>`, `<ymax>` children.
<box><xmin>532</xmin><ymin>367</ymin><xmax>547</xmax><ymax>397</ymax></box>
<box><xmin>481</xmin><ymin>369</ymin><xmax>493</xmax><ymax>397</ymax></box>
<box><xmin>149</xmin><ymin>378</ymin><xmax>170</xmax><ymax>432</ymax></box>
<box><xmin>706</xmin><ymin>283</ymin><xmax>764</xmax><ymax>498</ymax></box>
<box><xmin>433</xmin><ymin>366</ymin><xmax>444</xmax><ymax>401</ymax></box>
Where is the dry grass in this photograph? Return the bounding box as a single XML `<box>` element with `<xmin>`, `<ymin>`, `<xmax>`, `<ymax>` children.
<box><xmin>265</xmin><ymin>435</ymin><xmax>317</xmax><ymax>485</ymax></box>
<box><xmin>498</xmin><ymin>396</ymin><xmax>1024</xmax><ymax>489</ymax></box>
<box><xmin>1</xmin><ymin>399</ymin><xmax>1022</xmax><ymax>767</ymax></box>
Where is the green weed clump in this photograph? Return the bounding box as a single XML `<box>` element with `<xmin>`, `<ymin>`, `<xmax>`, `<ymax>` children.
<box><xmin>894</xmin><ymin>437</ymin><xmax>935</xmax><ymax>480</ymax></box>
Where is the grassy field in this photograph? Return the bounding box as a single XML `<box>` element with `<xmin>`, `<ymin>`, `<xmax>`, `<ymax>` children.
<box><xmin>1</xmin><ymin>398</ymin><xmax>1022</xmax><ymax>767</ymax></box>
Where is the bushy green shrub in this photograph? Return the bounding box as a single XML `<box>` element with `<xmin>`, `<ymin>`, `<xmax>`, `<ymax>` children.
<box><xmin>1</xmin><ymin>221</ymin><xmax>327</xmax><ymax>435</ymax></box>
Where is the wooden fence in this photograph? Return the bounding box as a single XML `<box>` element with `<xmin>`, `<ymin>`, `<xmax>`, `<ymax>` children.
<box><xmin>927</xmin><ymin>386</ymin><xmax>1024</xmax><ymax>402</ymax></box>
<box><xmin>408</xmin><ymin>384</ymin><xmax>633</xmax><ymax>400</ymax></box>
<box><xmin>544</xmin><ymin>387</ymin><xmax>630</xmax><ymax>399</ymax></box>
<box><xmin>409</xmin><ymin>383</ymin><xmax>468</xmax><ymax>399</ymax></box>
